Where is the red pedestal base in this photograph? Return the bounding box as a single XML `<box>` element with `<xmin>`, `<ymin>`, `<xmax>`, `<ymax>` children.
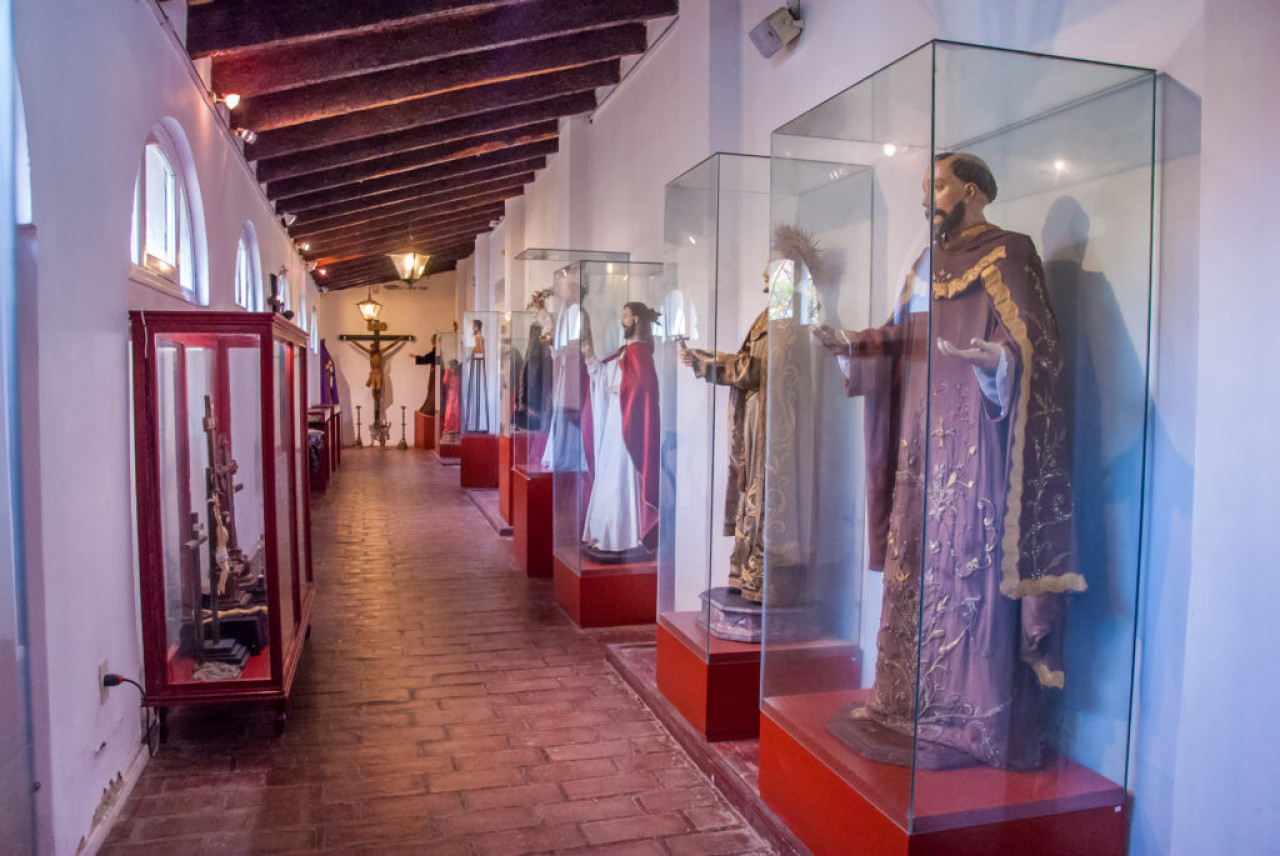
<box><xmin>438</xmin><ymin>439</ymin><xmax>462</xmax><ymax>459</ymax></box>
<box><xmin>758</xmin><ymin>691</ymin><xmax>1126</xmax><ymax>856</ymax></box>
<box><xmin>656</xmin><ymin>612</ymin><xmax>863</xmax><ymax>742</ymax></box>
<box><xmin>414</xmin><ymin>412</ymin><xmax>435</xmax><ymax>450</ymax></box>
<box><xmin>461</xmin><ymin>433</ymin><xmax>499</xmax><ymax>488</ymax></box>
<box><xmin>512</xmin><ymin>465</ymin><xmax>552</xmax><ymax>577</ymax></box>
<box><xmin>498</xmin><ymin>433</ymin><xmax>513</xmax><ymax>523</ymax></box>
<box><xmin>553</xmin><ymin>554</ymin><xmax>656</xmax><ymax>628</ymax></box>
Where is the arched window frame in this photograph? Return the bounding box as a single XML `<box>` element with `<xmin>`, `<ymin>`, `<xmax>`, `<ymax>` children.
<box><xmin>129</xmin><ymin>120</ymin><xmax>207</xmax><ymax>304</ymax></box>
<box><xmin>278</xmin><ymin>270</ymin><xmax>292</xmax><ymax>316</ymax></box>
<box><xmin>234</xmin><ymin>221</ymin><xmax>263</xmax><ymax>311</ymax></box>
<box><xmin>309</xmin><ymin>308</ymin><xmax>319</xmax><ymax>353</ymax></box>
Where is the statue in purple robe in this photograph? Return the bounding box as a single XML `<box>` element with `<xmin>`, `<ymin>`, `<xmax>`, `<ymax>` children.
<box><xmin>814</xmin><ymin>153</ymin><xmax>1082</xmax><ymax>771</ymax></box>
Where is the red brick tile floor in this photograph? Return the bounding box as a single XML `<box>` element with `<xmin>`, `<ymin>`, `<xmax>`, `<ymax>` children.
<box><xmin>100</xmin><ymin>449</ymin><xmax>780</xmax><ymax>855</ymax></box>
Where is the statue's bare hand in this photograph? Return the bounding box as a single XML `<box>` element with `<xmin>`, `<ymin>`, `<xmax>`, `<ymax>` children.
<box><xmin>937</xmin><ymin>337</ymin><xmax>1002</xmax><ymax>371</ymax></box>
<box><xmin>678</xmin><ymin>347</ymin><xmax>696</xmax><ymax>367</ymax></box>
<box><xmin>811</xmin><ymin>324</ymin><xmax>847</xmax><ymax>354</ymax></box>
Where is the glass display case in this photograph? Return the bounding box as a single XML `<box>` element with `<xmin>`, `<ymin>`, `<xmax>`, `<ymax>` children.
<box><xmin>654</xmin><ymin>153</ymin><xmax>792</xmax><ymax>739</ymax></box>
<box><xmin>499</xmin><ymin>310</ymin><xmax>534</xmax><ymax>523</ymax></box>
<box><xmin>129</xmin><ymin>311</ymin><xmax>314</xmax><ymax>730</ymax></box>
<box><xmin>434</xmin><ymin>330</ymin><xmax>461</xmax><ymax>460</ymax></box>
<box><xmin>548</xmin><ymin>260</ymin><xmax>666</xmax><ymax>626</ymax></box>
<box><xmin>758</xmin><ymin>41</ymin><xmax>1155</xmax><ymax>853</ymax></box>
<box><xmin>509</xmin><ymin>249</ymin><xmax>628</xmax><ymax>578</ymax></box>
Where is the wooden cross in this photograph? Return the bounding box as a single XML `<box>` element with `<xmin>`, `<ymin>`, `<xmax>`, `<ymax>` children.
<box><xmin>339</xmin><ymin>320</ymin><xmax>415</xmax><ymax>429</ymax></box>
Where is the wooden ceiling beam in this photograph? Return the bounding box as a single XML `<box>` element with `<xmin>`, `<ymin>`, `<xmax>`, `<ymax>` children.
<box><xmin>239</xmin><ymin>25</ymin><xmax>644</xmax><ymax>132</ymax></box>
<box><xmin>211</xmin><ymin>0</ymin><xmax>678</xmax><ymax>97</ymax></box>
<box><xmin>294</xmin><ymin>187</ymin><xmax>524</xmax><ymax>242</ymax></box>
<box><xmin>301</xmin><ymin>206</ymin><xmax>506</xmax><ymax>253</ymax></box>
<box><xmin>317</xmin><ymin>233</ymin><xmax>488</xmax><ymax>268</ymax></box>
<box><xmin>266</xmin><ymin>121</ymin><xmax>556</xmax><ymax>201</ymax></box>
<box><xmin>294</xmin><ymin>197</ymin><xmax>511</xmax><ymax>245</ymax></box>
<box><xmin>277</xmin><ymin>140</ymin><xmax>553</xmax><ymax>214</ymax></box>
<box><xmin>255</xmin><ymin>92</ymin><xmax>590</xmax><ymax>183</ymax></box>
<box><xmin>188</xmin><ymin>0</ymin><xmax>523</xmax><ymax>58</ymax></box>
<box><xmin>246</xmin><ymin>61</ymin><xmax>616</xmax><ymax>160</ymax></box>
<box><xmin>319</xmin><ymin>237</ymin><xmax>480</xmax><ymax>271</ymax></box>
<box><xmin>307</xmin><ymin>219</ymin><xmax>498</xmax><ymax>262</ymax></box>
<box><xmin>290</xmin><ymin>164</ymin><xmax>532</xmax><ymax>229</ymax></box>
<box><xmin>304</xmin><ymin>213</ymin><xmax>499</xmax><ymax>258</ymax></box>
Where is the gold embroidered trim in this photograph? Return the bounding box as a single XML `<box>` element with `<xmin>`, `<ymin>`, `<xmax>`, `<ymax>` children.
<box><xmin>1023</xmin><ymin>653</ymin><xmax>1066</xmax><ymax>689</ymax></box>
<box><xmin>932</xmin><ymin>246</ymin><xmax>1007</xmax><ymax>300</ymax></box>
<box><xmin>980</xmin><ymin>262</ymin><xmax>1088</xmax><ymax>601</ymax></box>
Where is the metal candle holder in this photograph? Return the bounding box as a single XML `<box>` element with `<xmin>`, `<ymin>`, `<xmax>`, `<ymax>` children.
<box><xmin>398</xmin><ymin>405</ymin><xmax>409</xmax><ymax>449</ymax></box>
<box><xmin>355</xmin><ymin>405</ymin><xmax>364</xmax><ymax>447</ymax></box>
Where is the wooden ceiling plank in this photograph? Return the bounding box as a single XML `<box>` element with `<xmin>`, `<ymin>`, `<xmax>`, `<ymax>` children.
<box><xmin>290</xmin><ymin>161</ymin><xmax>540</xmax><ymax>225</ymax></box>
<box><xmin>188</xmin><ymin>0</ymin><xmax>525</xmax><ymax>58</ymax></box>
<box><xmin>294</xmin><ymin>187</ymin><xmax>524</xmax><ymax>242</ymax></box>
<box><xmin>294</xmin><ymin>198</ymin><xmax>510</xmax><ymax>244</ymax></box>
<box><xmin>246</xmin><ymin>61</ymin><xmax>617</xmax><ymax>160</ymax></box>
<box><xmin>266</xmin><ymin>122</ymin><xmax>556</xmax><ymax>201</ymax></box>
<box><xmin>241</xmin><ymin>25</ymin><xmax>643</xmax><ymax>131</ymax></box>
<box><xmin>255</xmin><ymin>93</ymin><xmax>589</xmax><ymax>183</ymax></box>
<box><xmin>211</xmin><ymin>0</ymin><xmax>678</xmax><ymax>97</ymax></box>
<box><xmin>307</xmin><ymin>218</ymin><xmax>498</xmax><ymax>260</ymax></box>
<box><xmin>277</xmin><ymin>141</ymin><xmax>553</xmax><ymax>214</ymax></box>
<box><xmin>305</xmin><ymin>213</ymin><xmax>498</xmax><ymax>255</ymax></box>
<box><xmin>302</xmin><ymin>207</ymin><xmax>505</xmax><ymax>252</ymax></box>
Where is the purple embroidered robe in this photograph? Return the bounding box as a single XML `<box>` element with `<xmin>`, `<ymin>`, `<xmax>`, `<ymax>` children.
<box><xmin>829</xmin><ymin>224</ymin><xmax>1082</xmax><ymax>771</ymax></box>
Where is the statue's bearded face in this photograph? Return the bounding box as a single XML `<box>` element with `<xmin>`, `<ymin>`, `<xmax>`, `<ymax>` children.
<box><xmin>923</xmin><ymin>159</ymin><xmax>971</xmax><ymax>241</ymax></box>
<box><xmin>621</xmin><ymin>305</ymin><xmax>636</xmax><ymax>338</ymax></box>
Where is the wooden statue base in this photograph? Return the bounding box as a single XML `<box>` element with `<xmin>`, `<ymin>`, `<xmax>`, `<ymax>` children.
<box><xmin>657</xmin><ymin>611</ymin><xmax>862</xmax><ymax>742</ymax></box>
<box><xmin>498</xmin><ymin>433</ymin><xmax>514</xmax><ymax>523</ymax></box>
<box><xmin>437</xmin><ymin>439</ymin><xmax>462</xmax><ymax>460</ymax></box>
<box><xmin>553</xmin><ymin>553</ymin><xmax>655</xmax><ymax>628</ymax></box>
<box><xmin>414</xmin><ymin>412</ymin><xmax>435</xmax><ymax>450</ymax></box>
<box><xmin>460</xmin><ymin>433</ymin><xmax>499</xmax><ymax>488</ymax></box>
<box><xmin>512</xmin><ymin>464</ymin><xmax>552</xmax><ymax>577</ymax></box>
<box><xmin>759</xmin><ymin>689</ymin><xmax>1127</xmax><ymax>856</ymax></box>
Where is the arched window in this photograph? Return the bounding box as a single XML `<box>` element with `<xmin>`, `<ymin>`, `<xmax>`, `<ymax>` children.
<box><xmin>309</xmin><ymin>308</ymin><xmax>319</xmax><ymax>353</ymax></box>
<box><xmin>234</xmin><ymin>222</ymin><xmax>262</xmax><ymax>310</ymax></box>
<box><xmin>278</xmin><ymin>271</ymin><xmax>292</xmax><ymax>316</ymax></box>
<box><xmin>130</xmin><ymin>121</ymin><xmax>206</xmax><ymax>303</ymax></box>
<box><xmin>296</xmin><ymin>280</ymin><xmax>307</xmax><ymax>330</ymax></box>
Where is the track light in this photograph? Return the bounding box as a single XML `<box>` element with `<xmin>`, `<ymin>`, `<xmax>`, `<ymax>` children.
<box><xmin>214</xmin><ymin>92</ymin><xmax>241</xmax><ymax>110</ymax></box>
<box><xmin>234</xmin><ymin>127</ymin><xmax>257</xmax><ymax>144</ymax></box>
<box><xmin>281</xmin><ymin>212</ymin><xmax>297</xmax><ymax>226</ymax></box>
<box><xmin>306</xmin><ymin>261</ymin><xmax>318</xmax><ymax>272</ymax></box>
<box><xmin>296</xmin><ymin>240</ymin><xmax>311</xmax><ymax>252</ymax></box>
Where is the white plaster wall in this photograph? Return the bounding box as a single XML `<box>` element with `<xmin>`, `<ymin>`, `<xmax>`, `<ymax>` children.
<box><xmin>315</xmin><ymin>272</ymin><xmax>456</xmax><ymax>446</ymax></box>
<box><xmin>13</xmin><ymin>1</ymin><xmax>319</xmax><ymax>851</ymax></box>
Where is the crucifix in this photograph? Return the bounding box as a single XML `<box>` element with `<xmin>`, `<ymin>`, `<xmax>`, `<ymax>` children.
<box><xmin>340</xmin><ymin>317</ymin><xmax>414</xmax><ymax>447</ymax></box>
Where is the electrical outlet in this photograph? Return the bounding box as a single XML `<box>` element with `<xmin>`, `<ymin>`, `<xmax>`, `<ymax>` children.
<box><xmin>98</xmin><ymin>659</ymin><xmax>110</xmax><ymax>703</ymax></box>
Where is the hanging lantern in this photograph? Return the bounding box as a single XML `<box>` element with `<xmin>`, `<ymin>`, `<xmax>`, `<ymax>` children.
<box><xmin>356</xmin><ymin>288</ymin><xmax>382</xmax><ymax>322</ymax></box>
<box><xmin>388</xmin><ymin>251</ymin><xmax>430</xmax><ymax>285</ymax></box>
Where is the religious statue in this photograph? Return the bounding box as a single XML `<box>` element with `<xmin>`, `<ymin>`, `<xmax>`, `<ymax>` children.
<box><xmin>413</xmin><ymin>333</ymin><xmax>438</xmax><ymax>416</ymax></box>
<box><xmin>463</xmin><ymin>319</ymin><xmax>490</xmax><ymax>433</ymax></box>
<box><xmin>581</xmin><ymin>302</ymin><xmax>662</xmax><ymax>563</ymax></box>
<box><xmin>341</xmin><ymin>321</ymin><xmax>411</xmax><ymax>446</ymax></box>
<box><xmin>679</xmin><ymin>225</ymin><xmax>826</xmax><ymax>606</ymax></box>
<box><xmin>440</xmin><ymin>358</ymin><xmax>462</xmax><ymax>442</ymax></box>
<box><xmin>514</xmin><ymin>319</ymin><xmax>548</xmax><ymax>431</ymax></box>
<box><xmin>813</xmin><ymin>153</ymin><xmax>1080</xmax><ymax>771</ymax></box>
<box><xmin>542</xmin><ymin>265</ymin><xmax>594</xmax><ymax>472</ymax></box>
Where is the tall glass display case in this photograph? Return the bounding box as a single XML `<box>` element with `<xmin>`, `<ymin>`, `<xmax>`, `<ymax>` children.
<box><xmin>434</xmin><ymin>330</ymin><xmax>461</xmax><ymax>460</ymax></box>
<box><xmin>510</xmin><ymin>249</ymin><xmax>628</xmax><ymax>578</ymax></box>
<box><xmin>459</xmin><ymin>310</ymin><xmax>502</xmax><ymax>487</ymax></box>
<box><xmin>499</xmin><ymin>310</ymin><xmax>534</xmax><ymax>523</ymax></box>
<box><xmin>758</xmin><ymin>41</ymin><xmax>1155</xmax><ymax>854</ymax></box>
<box><xmin>129</xmin><ymin>311</ymin><xmax>314</xmax><ymax>732</ymax></box>
<box><xmin>548</xmin><ymin>260</ymin><xmax>666</xmax><ymax>626</ymax></box>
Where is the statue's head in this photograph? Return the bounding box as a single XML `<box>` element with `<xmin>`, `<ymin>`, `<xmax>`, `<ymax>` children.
<box><xmin>925</xmin><ymin>152</ymin><xmax>997</xmax><ymax>242</ymax></box>
<box><xmin>472</xmin><ymin>319</ymin><xmax>483</xmax><ymax>334</ymax></box>
<box><xmin>622</xmin><ymin>301</ymin><xmax>661</xmax><ymax>346</ymax></box>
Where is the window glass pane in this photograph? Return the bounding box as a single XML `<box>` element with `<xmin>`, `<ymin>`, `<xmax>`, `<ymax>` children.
<box><xmin>130</xmin><ymin>168</ymin><xmax>141</xmax><ymax>265</ymax></box>
<box><xmin>235</xmin><ymin>239</ymin><xmax>249</xmax><ymax>307</ymax></box>
<box><xmin>144</xmin><ymin>144</ymin><xmax>177</xmax><ymax>268</ymax></box>
<box><xmin>179</xmin><ymin>186</ymin><xmax>194</xmax><ymax>294</ymax></box>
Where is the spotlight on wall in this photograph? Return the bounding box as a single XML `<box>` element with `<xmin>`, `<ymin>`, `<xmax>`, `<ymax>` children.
<box><xmin>234</xmin><ymin>127</ymin><xmax>257</xmax><ymax>144</ymax></box>
<box><xmin>281</xmin><ymin>212</ymin><xmax>298</xmax><ymax>226</ymax></box>
<box><xmin>749</xmin><ymin>6</ymin><xmax>805</xmax><ymax>58</ymax></box>
<box><xmin>296</xmin><ymin>240</ymin><xmax>311</xmax><ymax>252</ymax></box>
<box><xmin>214</xmin><ymin>92</ymin><xmax>241</xmax><ymax>110</ymax></box>
<box><xmin>306</xmin><ymin>261</ymin><xmax>319</xmax><ymax>272</ymax></box>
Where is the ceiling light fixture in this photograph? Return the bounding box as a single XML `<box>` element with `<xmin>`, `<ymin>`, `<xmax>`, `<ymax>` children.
<box><xmin>388</xmin><ymin>251</ymin><xmax>430</xmax><ymax>285</ymax></box>
<box><xmin>234</xmin><ymin>127</ymin><xmax>257</xmax><ymax>144</ymax></box>
<box><xmin>214</xmin><ymin>92</ymin><xmax>241</xmax><ymax>110</ymax></box>
<box><xmin>281</xmin><ymin>212</ymin><xmax>297</xmax><ymax>226</ymax></box>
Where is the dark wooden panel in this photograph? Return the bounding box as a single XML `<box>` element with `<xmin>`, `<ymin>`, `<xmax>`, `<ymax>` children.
<box><xmin>295</xmin><ymin>187</ymin><xmax>525</xmax><ymax>242</ymax></box>
<box><xmin>305</xmin><ymin>214</ymin><xmax>500</xmax><ymax>258</ymax></box>
<box><xmin>247</xmin><ymin>62</ymin><xmax>616</xmax><ymax>160</ymax></box>
<box><xmin>266</xmin><ymin>122</ymin><xmax>556</xmax><ymax>201</ymax></box>
<box><xmin>212</xmin><ymin>0</ymin><xmax>678</xmax><ymax>97</ymax></box>
<box><xmin>240</xmin><ymin>26</ymin><xmax>644</xmax><ymax>131</ymax></box>
<box><xmin>255</xmin><ymin>94</ymin><xmax>588</xmax><ymax>183</ymax></box>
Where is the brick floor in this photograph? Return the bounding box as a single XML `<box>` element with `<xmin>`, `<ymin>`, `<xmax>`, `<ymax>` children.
<box><xmin>100</xmin><ymin>450</ymin><xmax>777</xmax><ymax>855</ymax></box>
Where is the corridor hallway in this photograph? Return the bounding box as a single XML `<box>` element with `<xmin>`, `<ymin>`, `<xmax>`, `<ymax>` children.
<box><xmin>100</xmin><ymin>450</ymin><xmax>775</xmax><ymax>855</ymax></box>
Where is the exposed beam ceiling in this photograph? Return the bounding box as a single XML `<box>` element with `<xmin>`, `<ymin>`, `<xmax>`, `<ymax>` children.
<box><xmin>187</xmin><ymin>0</ymin><xmax>676</xmax><ymax>287</ymax></box>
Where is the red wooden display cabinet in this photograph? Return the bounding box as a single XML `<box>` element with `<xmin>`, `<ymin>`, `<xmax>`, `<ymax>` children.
<box><xmin>129</xmin><ymin>311</ymin><xmax>314</xmax><ymax>734</ymax></box>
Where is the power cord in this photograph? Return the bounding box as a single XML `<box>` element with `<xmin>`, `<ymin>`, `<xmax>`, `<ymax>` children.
<box><xmin>102</xmin><ymin>674</ymin><xmax>160</xmax><ymax>756</ymax></box>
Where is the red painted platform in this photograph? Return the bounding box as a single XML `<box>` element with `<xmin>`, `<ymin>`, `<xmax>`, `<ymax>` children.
<box><xmin>657</xmin><ymin>612</ymin><xmax>862</xmax><ymax>742</ymax></box>
<box><xmin>511</xmin><ymin>464</ymin><xmax>552</xmax><ymax>577</ymax></box>
<box><xmin>460</xmin><ymin>433</ymin><xmax>499</xmax><ymax>488</ymax></box>
<box><xmin>759</xmin><ymin>689</ymin><xmax>1126</xmax><ymax>856</ymax></box>
<box><xmin>553</xmin><ymin>553</ymin><xmax>656</xmax><ymax>628</ymax></box>
<box><xmin>498</xmin><ymin>433</ymin><xmax>513</xmax><ymax>523</ymax></box>
<box><xmin>437</xmin><ymin>440</ymin><xmax>462</xmax><ymax>460</ymax></box>
<box><xmin>414</xmin><ymin>412</ymin><xmax>435</xmax><ymax>450</ymax></box>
